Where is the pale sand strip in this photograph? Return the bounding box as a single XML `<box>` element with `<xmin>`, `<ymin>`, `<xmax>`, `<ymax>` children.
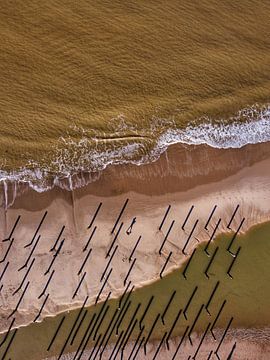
<box><xmin>0</xmin><ymin>142</ymin><xmax>270</xmax><ymax>333</ymax></box>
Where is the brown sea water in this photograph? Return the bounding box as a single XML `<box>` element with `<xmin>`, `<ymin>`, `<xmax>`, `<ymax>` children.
<box><xmin>0</xmin><ymin>0</ymin><xmax>270</xmax><ymax>181</ymax></box>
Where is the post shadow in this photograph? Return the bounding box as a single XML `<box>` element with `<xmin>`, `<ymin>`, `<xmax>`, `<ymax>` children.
<box><xmin>206</xmin><ymin>281</ymin><xmax>220</xmax><ymax>315</ymax></box>
<box><xmin>3</xmin><ymin>215</ymin><xmax>20</xmax><ymax>242</ymax></box>
<box><xmin>182</xmin><ymin>219</ymin><xmax>199</xmax><ymax>255</ymax></box>
<box><xmin>118</xmin><ymin>288</ymin><xmax>134</xmax><ymax>326</ymax></box>
<box><xmin>111</xmin><ymin>199</ymin><xmax>129</xmax><ymax>234</ymax></box>
<box><xmin>24</xmin><ymin>211</ymin><xmax>47</xmax><ymax>248</ymax></box>
<box><xmin>99</xmin><ymin>303</ymin><xmax>130</xmax><ymax>360</ymax></box>
<box><xmin>139</xmin><ymin>295</ymin><xmax>154</xmax><ymax>330</ymax></box>
<box><xmin>182</xmin><ymin>205</ymin><xmax>194</xmax><ymax>231</ymax></box>
<box><xmin>56</xmin><ymin>296</ymin><xmax>92</xmax><ymax>359</ymax></box>
<box><xmin>144</xmin><ymin>313</ymin><xmax>160</xmax><ymax>355</ymax></box>
<box><xmin>227</xmin><ymin>342</ymin><xmax>237</xmax><ymax>359</ymax></box>
<box><xmin>8</xmin><ymin>281</ymin><xmax>30</xmax><ymax>319</ymax></box>
<box><xmin>121</xmin><ymin>319</ymin><xmax>138</xmax><ymax>359</ymax></box>
<box><xmin>50</xmin><ymin>226</ymin><xmax>65</xmax><ymax>252</ymax></box>
<box><xmin>68</xmin><ymin>295</ymin><xmax>89</xmax><ymax>345</ymax></box>
<box><xmin>78</xmin><ymin>248</ymin><xmax>92</xmax><ymax>276</ymax></box>
<box><xmin>0</xmin><ymin>237</ymin><xmax>14</xmax><ymax>264</ymax></box>
<box><xmin>183</xmin><ymin>286</ymin><xmax>198</xmax><ymax>320</ymax></box>
<box><xmin>89</xmin><ymin>302</ymin><xmax>111</xmax><ymax>342</ymax></box>
<box><xmin>152</xmin><ymin>331</ymin><xmax>167</xmax><ymax>360</ymax></box>
<box><xmin>116</xmin><ymin>296</ymin><xmax>133</xmax><ymax>334</ymax></box>
<box><xmin>71</xmin><ymin>313</ymin><xmax>97</xmax><ymax>360</ymax></box>
<box><xmin>1</xmin><ymin>328</ymin><xmax>18</xmax><ymax>360</ymax></box>
<box><xmin>227</xmin><ymin>205</ymin><xmax>239</xmax><ymax>229</ymax></box>
<box><xmin>127</xmin><ymin>325</ymin><xmax>145</xmax><ymax>360</ymax></box>
<box><xmin>160</xmin><ymin>251</ymin><xmax>172</xmax><ymax>279</ymax></box>
<box><xmin>88</xmin><ymin>202</ymin><xmax>102</xmax><ymax>229</ymax></box>
<box><xmin>96</xmin><ymin>309</ymin><xmax>118</xmax><ymax>360</ymax></box>
<box><xmin>93</xmin><ymin>308</ymin><xmax>119</xmax><ymax>360</ymax></box>
<box><xmin>227</xmin><ymin>247</ymin><xmax>241</xmax><ymax>279</ymax></box>
<box><xmin>227</xmin><ymin>218</ymin><xmax>245</xmax><ymax>254</ymax></box>
<box><xmin>0</xmin><ymin>261</ymin><xmax>9</xmax><ymax>285</ymax></box>
<box><xmin>214</xmin><ymin>317</ymin><xmax>233</xmax><ymax>359</ymax></box>
<box><xmin>129</xmin><ymin>235</ymin><xmax>142</xmax><ymax>262</ymax></box>
<box><xmin>88</xmin><ymin>332</ymin><xmax>102</xmax><ymax>360</ymax></box>
<box><xmin>18</xmin><ymin>235</ymin><xmax>40</xmax><ymax>271</ymax></box>
<box><xmin>47</xmin><ymin>316</ymin><xmax>66</xmax><ymax>351</ymax></box>
<box><xmin>182</xmin><ymin>248</ymin><xmax>197</xmax><ymax>279</ymax></box>
<box><xmin>161</xmin><ymin>290</ymin><xmax>176</xmax><ymax>325</ymax></box>
<box><xmin>192</xmin><ymin>322</ymin><xmax>211</xmax><ymax>359</ymax></box>
<box><xmin>115</xmin><ymin>304</ymin><xmax>141</xmax><ymax>359</ymax></box>
<box><xmin>204</xmin><ymin>247</ymin><xmax>219</xmax><ymax>279</ymax></box>
<box><xmin>133</xmin><ymin>336</ymin><xmax>145</xmax><ymax>360</ymax></box>
<box><xmin>101</xmin><ymin>246</ymin><xmax>118</xmax><ymax>282</ymax></box>
<box><xmin>80</xmin><ymin>321</ymin><xmax>107</xmax><ymax>360</ymax></box>
<box><xmin>72</xmin><ymin>272</ymin><xmax>87</xmax><ymax>299</ymax></box>
<box><xmin>116</xmin><ymin>301</ymin><xmax>131</xmax><ymax>335</ymax></box>
<box><xmin>88</xmin><ymin>298</ymin><xmax>111</xmax><ymax>346</ymax></box>
<box><xmin>124</xmin><ymin>258</ymin><xmax>136</xmax><ymax>286</ymax></box>
<box><xmin>159</xmin><ymin>220</ymin><xmax>175</xmax><ymax>255</ymax></box>
<box><xmin>166</xmin><ymin>308</ymin><xmax>182</xmax><ymax>350</ymax></box>
<box><xmin>38</xmin><ymin>269</ymin><xmax>55</xmax><ymax>299</ymax></box>
<box><xmin>0</xmin><ymin>318</ymin><xmax>15</xmax><ymax>348</ymax></box>
<box><xmin>204</xmin><ymin>219</ymin><xmax>221</xmax><ymax>255</ymax></box>
<box><xmin>188</xmin><ymin>304</ymin><xmax>205</xmax><ymax>345</ymax></box>
<box><xmin>171</xmin><ymin>325</ymin><xmax>190</xmax><ymax>360</ymax></box>
<box><xmin>119</xmin><ymin>280</ymin><xmax>131</xmax><ymax>308</ymax></box>
<box><xmin>95</xmin><ymin>268</ymin><xmax>112</xmax><ymax>304</ymax></box>
<box><xmin>204</xmin><ymin>205</ymin><xmax>217</xmax><ymax>231</ymax></box>
<box><xmin>44</xmin><ymin>239</ymin><xmax>65</xmax><ymax>275</ymax></box>
<box><xmin>70</xmin><ymin>310</ymin><xmax>88</xmax><ymax>346</ymax></box>
<box><xmin>83</xmin><ymin>226</ymin><xmax>97</xmax><ymax>252</ymax></box>
<box><xmin>106</xmin><ymin>222</ymin><xmax>123</xmax><ymax>258</ymax></box>
<box><xmin>34</xmin><ymin>293</ymin><xmax>49</xmax><ymax>322</ymax></box>
<box><xmin>210</xmin><ymin>299</ymin><xmax>226</xmax><ymax>340</ymax></box>
<box><xmin>159</xmin><ymin>205</ymin><xmax>171</xmax><ymax>231</ymax></box>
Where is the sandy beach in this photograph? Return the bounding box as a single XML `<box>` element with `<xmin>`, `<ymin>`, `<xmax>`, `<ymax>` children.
<box><xmin>0</xmin><ymin>141</ymin><xmax>270</xmax><ymax>338</ymax></box>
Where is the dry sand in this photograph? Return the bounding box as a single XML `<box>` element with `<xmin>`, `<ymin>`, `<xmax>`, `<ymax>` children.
<box><xmin>0</xmin><ymin>142</ymin><xmax>270</xmax><ymax>337</ymax></box>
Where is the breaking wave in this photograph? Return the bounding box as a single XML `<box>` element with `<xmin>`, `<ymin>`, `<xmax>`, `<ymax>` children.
<box><xmin>0</xmin><ymin>104</ymin><xmax>269</xmax><ymax>202</ymax></box>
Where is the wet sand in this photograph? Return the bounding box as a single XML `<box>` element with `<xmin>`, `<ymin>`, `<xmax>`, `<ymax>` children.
<box><xmin>0</xmin><ymin>141</ymin><xmax>270</xmax><ymax>336</ymax></box>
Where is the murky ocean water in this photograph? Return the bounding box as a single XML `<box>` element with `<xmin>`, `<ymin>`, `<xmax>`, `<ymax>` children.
<box><xmin>0</xmin><ymin>0</ymin><xmax>269</xmax><ymax>188</ymax></box>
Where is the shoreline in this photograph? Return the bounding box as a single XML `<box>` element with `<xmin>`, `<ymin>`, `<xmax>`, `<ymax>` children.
<box><xmin>2</xmin><ymin>139</ymin><xmax>270</xmax><ymax>207</ymax></box>
<box><xmin>0</xmin><ymin>106</ymin><xmax>269</xmax><ymax>197</ymax></box>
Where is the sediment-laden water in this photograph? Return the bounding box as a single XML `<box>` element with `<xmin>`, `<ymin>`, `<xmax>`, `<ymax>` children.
<box><xmin>0</xmin><ymin>0</ymin><xmax>269</xmax><ymax>189</ymax></box>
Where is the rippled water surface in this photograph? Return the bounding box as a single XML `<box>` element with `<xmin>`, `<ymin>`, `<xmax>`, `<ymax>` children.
<box><xmin>0</xmin><ymin>0</ymin><xmax>269</xmax><ymax>180</ymax></box>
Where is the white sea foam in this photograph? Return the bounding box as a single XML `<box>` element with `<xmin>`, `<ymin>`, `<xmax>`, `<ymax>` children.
<box><xmin>158</xmin><ymin>109</ymin><xmax>270</xmax><ymax>149</ymax></box>
<box><xmin>0</xmin><ymin>104</ymin><xmax>269</xmax><ymax>200</ymax></box>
